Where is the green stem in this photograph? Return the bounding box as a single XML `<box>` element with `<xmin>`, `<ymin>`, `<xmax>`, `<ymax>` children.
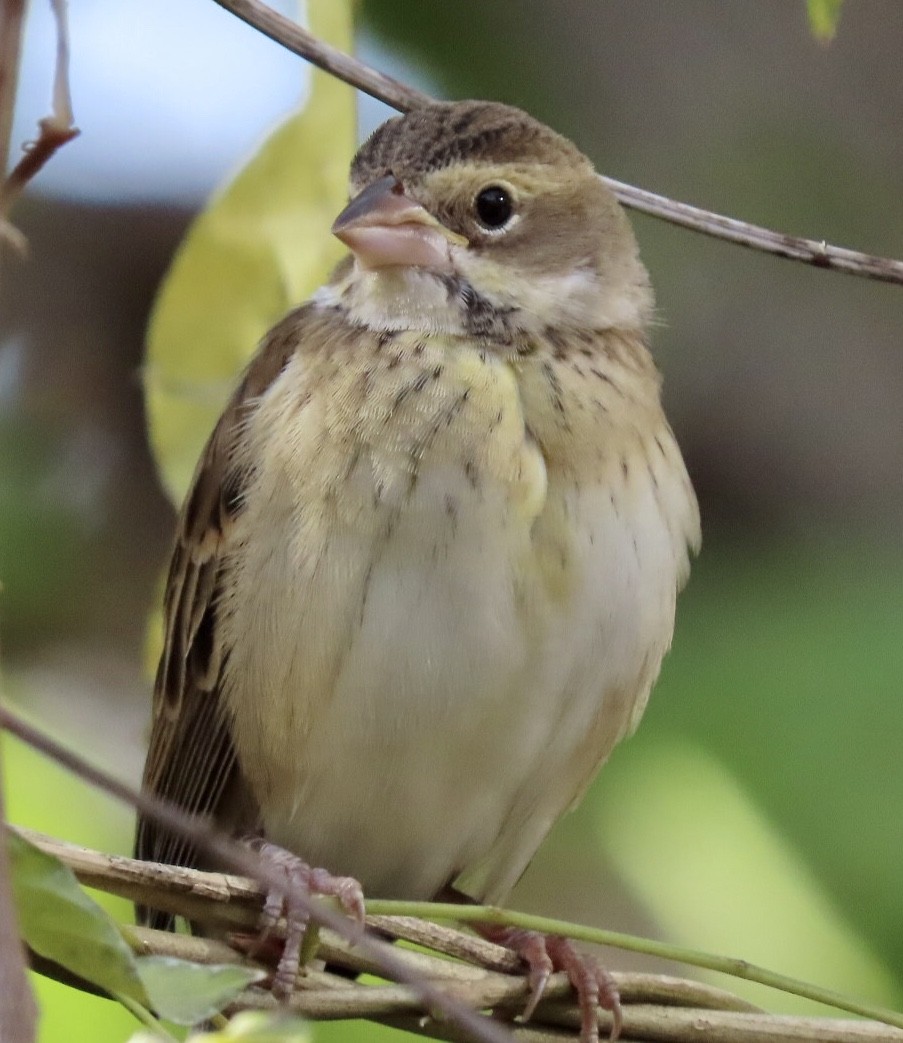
<box><xmin>111</xmin><ymin>990</ymin><xmax>179</xmax><ymax>1041</ymax></box>
<box><xmin>300</xmin><ymin>921</ymin><xmax>322</xmax><ymax>968</ymax></box>
<box><xmin>364</xmin><ymin>900</ymin><xmax>903</xmax><ymax>1030</ymax></box>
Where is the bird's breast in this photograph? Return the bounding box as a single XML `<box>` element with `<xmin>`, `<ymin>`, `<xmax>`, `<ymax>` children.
<box><xmin>218</xmin><ymin>322</ymin><xmax>698</xmax><ymax>900</ymax></box>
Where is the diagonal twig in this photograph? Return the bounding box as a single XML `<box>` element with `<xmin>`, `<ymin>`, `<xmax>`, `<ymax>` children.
<box><xmin>0</xmin><ymin>702</ymin><xmax>514</xmax><ymax>1043</ymax></box>
<box><xmin>210</xmin><ymin>0</ymin><xmax>903</xmax><ymax>287</ymax></box>
<box><xmin>0</xmin><ymin>0</ymin><xmax>79</xmax><ymax>258</ymax></box>
<box><xmin>211</xmin><ymin>0</ymin><xmax>428</xmax><ymax>111</ymax></box>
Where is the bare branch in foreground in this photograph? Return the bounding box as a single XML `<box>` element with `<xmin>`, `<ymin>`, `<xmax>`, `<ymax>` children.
<box><xmin>15</xmin><ymin>828</ymin><xmax>903</xmax><ymax>1043</ymax></box>
<box><xmin>12</xmin><ymin>828</ymin><xmax>903</xmax><ymax>1043</ymax></box>
<box><xmin>211</xmin><ymin>0</ymin><xmax>903</xmax><ymax>287</ymax></box>
<box><xmin>0</xmin><ymin>703</ymin><xmax>513</xmax><ymax>1043</ymax></box>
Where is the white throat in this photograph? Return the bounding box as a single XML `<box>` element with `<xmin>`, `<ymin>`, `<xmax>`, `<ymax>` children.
<box><xmin>317</xmin><ymin>266</ymin><xmax>468</xmax><ymax>335</ymax></box>
<box><xmin>317</xmin><ymin>254</ymin><xmax>653</xmax><ymax>340</ymax></box>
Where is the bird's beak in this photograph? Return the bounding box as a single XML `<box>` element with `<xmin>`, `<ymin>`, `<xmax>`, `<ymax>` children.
<box><xmin>332</xmin><ymin>175</ymin><xmax>468</xmax><ymax>272</ymax></box>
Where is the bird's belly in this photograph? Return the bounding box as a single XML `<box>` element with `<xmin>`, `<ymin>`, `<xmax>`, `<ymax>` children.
<box><xmin>223</xmin><ymin>451</ymin><xmax>682</xmax><ymax>902</ymax></box>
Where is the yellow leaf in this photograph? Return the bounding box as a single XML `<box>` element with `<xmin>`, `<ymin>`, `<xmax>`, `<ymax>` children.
<box><xmin>144</xmin><ymin>1</ymin><xmax>355</xmax><ymax>504</ymax></box>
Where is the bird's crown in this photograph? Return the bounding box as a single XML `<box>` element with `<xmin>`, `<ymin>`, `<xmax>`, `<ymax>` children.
<box><xmin>351</xmin><ymin>100</ymin><xmax>591</xmax><ymax>186</ymax></box>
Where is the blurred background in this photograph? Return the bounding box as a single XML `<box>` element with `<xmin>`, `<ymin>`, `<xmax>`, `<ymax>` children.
<box><xmin>1</xmin><ymin>1</ymin><xmax>901</xmax><ymax>1040</ymax></box>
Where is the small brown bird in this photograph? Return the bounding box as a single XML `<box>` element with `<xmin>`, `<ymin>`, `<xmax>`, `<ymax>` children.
<box><xmin>136</xmin><ymin>100</ymin><xmax>700</xmax><ymax>1041</ymax></box>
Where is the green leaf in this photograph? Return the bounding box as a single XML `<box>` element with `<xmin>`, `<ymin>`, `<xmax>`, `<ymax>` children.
<box><xmin>8</xmin><ymin>832</ymin><xmax>264</xmax><ymax>1027</ymax></box>
<box><xmin>136</xmin><ymin>955</ymin><xmax>265</xmax><ymax>1026</ymax></box>
<box><xmin>184</xmin><ymin>1010</ymin><xmax>310</xmax><ymax>1041</ymax></box>
<box><xmin>7</xmin><ymin>830</ymin><xmax>147</xmax><ymax>1004</ymax></box>
<box><xmin>806</xmin><ymin>0</ymin><xmax>843</xmax><ymax>42</ymax></box>
<box><xmin>596</xmin><ymin>738</ymin><xmax>900</xmax><ymax>1012</ymax></box>
<box><xmin>144</xmin><ymin>0</ymin><xmax>355</xmax><ymax>505</ymax></box>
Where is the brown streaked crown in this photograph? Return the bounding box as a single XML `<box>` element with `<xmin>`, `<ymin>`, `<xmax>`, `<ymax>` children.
<box><xmin>350</xmin><ymin>101</ymin><xmax>591</xmax><ymax>188</ymax></box>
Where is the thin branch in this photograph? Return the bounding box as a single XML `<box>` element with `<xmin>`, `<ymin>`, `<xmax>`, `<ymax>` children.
<box><xmin>0</xmin><ymin>0</ymin><xmax>26</xmax><ymax>178</ymax></box>
<box><xmin>601</xmin><ymin>177</ymin><xmax>903</xmax><ymax>285</ymax></box>
<box><xmin>48</xmin><ymin>0</ymin><xmax>74</xmax><ymax>128</ymax></box>
<box><xmin>16</xmin><ymin>836</ymin><xmax>902</xmax><ymax>1043</ymax></box>
<box><xmin>16</xmin><ymin>827</ymin><xmax>758</xmax><ymax>1011</ymax></box>
<box><xmin>29</xmin><ymin>903</ymin><xmax>903</xmax><ymax>1043</ymax></box>
<box><xmin>210</xmin><ymin>0</ymin><xmax>428</xmax><ymax>111</ymax></box>
<box><xmin>210</xmin><ymin>0</ymin><xmax>903</xmax><ymax>287</ymax></box>
<box><xmin>0</xmin><ymin>748</ymin><xmax>38</xmax><ymax>1043</ymax></box>
<box><xmin>0</xmin><ymin>0</ymin><xmax>79</xmax><ymax>256</ymax></box>
<box><xmin>14</xmin><ymin>826</ymin><xmax>903</xmax><ymax>1043</ymax></box>
<box><xmin>0</xmin><ymin>703</ymin><xmax>513</xmax><ymax>1043</ymax></box>
<box><xmin>0</xmin><ymin>0</ymin><xmax>27</xmax><ymax>261</ymax></box>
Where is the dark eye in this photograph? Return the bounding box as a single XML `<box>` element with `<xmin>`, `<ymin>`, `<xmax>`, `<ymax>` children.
<box><xmin>474</xmin><ymin>185</ymin><xmax>513</xmax><ymax>229</ymax></box>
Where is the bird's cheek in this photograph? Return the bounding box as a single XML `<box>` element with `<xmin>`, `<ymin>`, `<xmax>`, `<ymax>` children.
<box><xmin>338</xmin><ymin>224</ymin><xmax>455</xmax><ymax>272</ymax></box>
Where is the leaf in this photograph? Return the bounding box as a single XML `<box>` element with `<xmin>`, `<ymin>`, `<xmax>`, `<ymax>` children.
<box><xmin>8</xmin><ymin>832</ymin><xmax>264</xmax><ymax>1026</ymax></box>
<box><xmin>144</xmin><ymin>0</ymin><xmax>355</xmax><ymax>505</ymax></box>
<box><xmin>135</xmin><ymin>955</ymin><xmax>265</xmax><ymax>1026</ymax></box>
<box><xmin>7</xmin><ymin>830</ymin><xmax>147</xmax><ymax>1004</ymax></box>
<box><xmin>806</xmin><ymin>0</ymin><xmax>843</xmax><ymax>43</ymax></box>
<box><xmin>183</xmin><ymin>1010</ymin><xmax>311</xmax><ymax>1041</ymax></box>
<box><xmin>596</xmin><ymin>738</ymin><xmax>901</xmax><ymax>1012</ymax></box>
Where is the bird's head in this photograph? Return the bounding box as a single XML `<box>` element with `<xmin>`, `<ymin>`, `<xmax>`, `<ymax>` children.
<box><xmin>329</xmin><ymin>100</ymin><xmax>653</xmax><ymax>342</ymax></box>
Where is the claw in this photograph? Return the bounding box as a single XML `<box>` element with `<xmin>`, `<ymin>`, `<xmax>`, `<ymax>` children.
<box><xmin>546</xmin><ymin>935</ymin><xmax>622</xmax><ymax>1042</ymax></box>
<box><xmin>249</xmin><ymin>842</ymin><xmax>366</xmax><ymax>998</ymax></box>
<box><xmin>479</xmin><ymin>925</ymin><xmax>622</xmax><ymax>1042</ymax></box>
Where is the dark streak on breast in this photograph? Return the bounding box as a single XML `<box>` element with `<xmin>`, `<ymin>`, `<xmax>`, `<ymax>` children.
<box><xmin>391</xmin><ymin>371</ymin><xmax>431</xmax><ymax>415</ymax></box>
<box><xmin>543</xmin><ymin>326</ymin><xmax>570</xmax><ymax>360</ymax></box>
<box><xmin>542</xmin><ymin>360</ymin><xmax>566</xmax><ymax>417</ymax></box>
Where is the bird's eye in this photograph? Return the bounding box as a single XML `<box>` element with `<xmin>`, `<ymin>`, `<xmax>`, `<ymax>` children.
<box><xmin>474</xmin><ymin>185</ymin><xmax>514</xmax><ymax>230</ymax></box>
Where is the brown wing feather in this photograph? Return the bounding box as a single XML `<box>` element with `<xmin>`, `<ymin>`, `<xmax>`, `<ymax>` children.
<box><xmin>134</xmin><ymin>310</ymin><xmax>305</xmax><ymax>929</ymax></box>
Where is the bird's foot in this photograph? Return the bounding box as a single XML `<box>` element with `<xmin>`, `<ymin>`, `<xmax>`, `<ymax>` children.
<box><xmin>480</xmin><ymin>925</ymin><xmax>621</xmax><ymax>1042</ymax></box>
<box><xmin>250</xmin><ymin>841</ymin><xmax>365</xmax><ymax>997</ymax></box>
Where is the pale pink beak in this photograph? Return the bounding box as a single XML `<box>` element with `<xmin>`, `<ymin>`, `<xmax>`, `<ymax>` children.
<box><xmin>332</xmin><ymin>175</ymin><xmax>467</xmax><ymax>271</ymax></box>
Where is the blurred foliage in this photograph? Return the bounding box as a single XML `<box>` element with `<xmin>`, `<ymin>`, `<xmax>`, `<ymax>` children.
<box><xmin>176</xmin><ymin>1012</ymin><xmax>310</xmax><ymax>1042</ymax></box>
<box><xmin>650</xmin><ymin>541</ymin><xmax>903</xmax><ymax>976</ymax></box>
<box><xmin>144</xmin><ymin>2</ymin><xmax>354</xmax><ymax>505</ymax></box>
<box><xmin>142</xmin><ymin>0</ymin><xmax>353</xmax><ymax>673</ymax></box>
<box><xmin>0</xmin><ymin>413</ymin><xmax>90</xmax><ymax>648</ymax></box>
<box><xmin>361</xmin><ymin>1</ymin><xmax>566</xmax><ymax>125</ymax></box>
<box><xmin>2</xmin><ymin>697</ymin><xmax>138</xmax><ymax>1043</ymax></box>
<box><xmin>599</xmin><ymin>739</ymin><xmax>898</xmax><ymax>1013</ymax></box>
<box><xmin>807</xmin><ymin>0</ymin><xmax>844</xmax><ymax>43</ymax></box>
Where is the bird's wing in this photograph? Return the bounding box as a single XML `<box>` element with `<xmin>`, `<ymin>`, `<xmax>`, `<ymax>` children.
<box><xmin>134</xmin><ymin>310</ymin><xmax>304</xmax><ymax>929</ymax></box>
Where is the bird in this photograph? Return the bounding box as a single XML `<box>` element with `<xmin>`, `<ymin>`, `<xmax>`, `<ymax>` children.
<box><xmin>135</xmin><ymin>99</ymin><xmax>700</xmax><ymax>1042</ymax></box>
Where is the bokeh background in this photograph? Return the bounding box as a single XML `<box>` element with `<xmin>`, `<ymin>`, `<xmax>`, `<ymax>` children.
<box><xmin>1</xmin><ymin>1</ymin><xmax>901</xmax><ymax>1040</ymax></box>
